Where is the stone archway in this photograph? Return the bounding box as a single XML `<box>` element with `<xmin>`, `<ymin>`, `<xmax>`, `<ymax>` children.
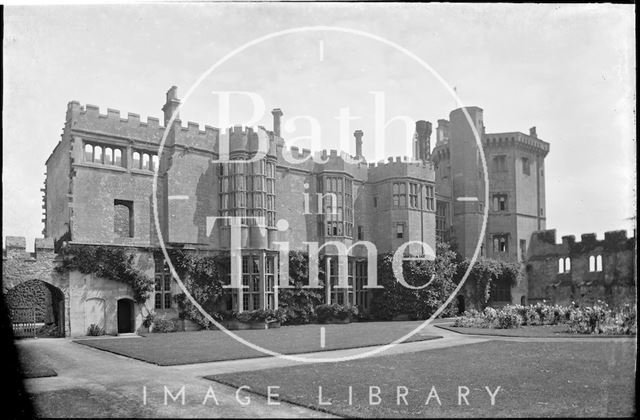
<box><xmin>5</xmin><ymin>279</ymin><xmax>65</xmax><ymax>337</ymax></box>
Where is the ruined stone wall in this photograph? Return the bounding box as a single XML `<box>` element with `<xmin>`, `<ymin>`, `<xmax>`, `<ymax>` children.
<box><xmin>526</xmin><ymin>229</ymin><xmax>636</xmax><ymax>307</ymax></box>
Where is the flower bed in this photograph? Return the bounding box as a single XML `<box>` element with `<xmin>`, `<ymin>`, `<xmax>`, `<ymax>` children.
<box><xmin>453</xmin><ymin>302</ymin><xmax>636</xmax><ymax>335</ymax></box>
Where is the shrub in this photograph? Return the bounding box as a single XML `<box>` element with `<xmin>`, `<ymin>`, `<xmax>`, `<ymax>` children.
<box><xmin>87</xmin><ymin>323</ymin><xmax>105</xmax><ymax>336</ymax></box>
<box><xmin>453</xmin><ymin>309</ymin><xmax>491</xmax><ymax>328</ymax></box>
<box><xmin>453</xmin><ymin>302</ymin><xmax>636</xmax><ymax>335</ymax></box>
<box><xmin>152</xmin><ymin>318</ymin><xmax>176</xmax><ymax>333</ymax></box>
<box><xmin>234</xmin><ymin>309</ymin><xmax>278</xmax><ymax>323</ymax></box>
<box><xmin>496</xmin><ymin>308</ymin><xmax>523</xmax><ymax>329</ymax></box>
<box><xmin>315</xmin><ymin>304</ymin><xmax>359</xmax><ymax>323</ymax></box>
<box><xmin>171</xmin><ymin>252</ymin><xmax>226</xmax><ymax>329</ymax></box>
<box><xmin>370</xmin><ymin>242</ymin><xmax>458</xmax><ymax>321</ymax></box>
<box><xmin>142</xmin><ymin>313</ymin><xmax>155</xmax><ymax>328</ymax></box>
<box><xmin>278</xmin><ymin>282</ymin><xmax>323</xmax><ymax>325</ymax></box>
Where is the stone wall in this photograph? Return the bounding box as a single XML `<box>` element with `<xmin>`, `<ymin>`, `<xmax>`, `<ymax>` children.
<box><xmin>526</xmin><ymin>229</ymin><xmax>636</xmax><ymax>307</ymax></box>
<box><xmin>2</xmin><ymin>236</ymin><xmax>71</xmax><ymax>335</ymax></box>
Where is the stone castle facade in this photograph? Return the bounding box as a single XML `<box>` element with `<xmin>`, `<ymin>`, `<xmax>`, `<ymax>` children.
<box><xmin>3</xmin><ymin>86</ymin><xmax>635</xmax><ymax>336</ymax></box>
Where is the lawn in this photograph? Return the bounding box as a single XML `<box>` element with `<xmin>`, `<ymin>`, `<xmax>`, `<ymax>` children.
<box><xmin>438</xmin><ymin>323</ymin><xmax>576</xmax><ymax>338</ymax></box>
<box><xmin>438</xmin><ymin>323</ymin><xmax>637</xmax><ymax>338</ymax></box>
<box><xmin>206</xmin><ymin>340</ymin><xmax>636</xmax><ymax>418</ymax></box>
<box><xmin>18</xmin><ymin>345</ymin><xmax>57</xmax><ymax>378</ymax></box>
<box><xmin>75</xmin><ymin>321</ymin><xmax>441</xmax><ymax>365</ymax></box>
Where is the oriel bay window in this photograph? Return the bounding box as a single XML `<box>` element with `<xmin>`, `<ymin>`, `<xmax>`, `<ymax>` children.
<box><xmin>219</xmin><ymin>158</ymin><xmax>276</xmax><ymax>227</ymax></box>
<box><xmin>320</xmin><ymin>175</ymin><xmax>354</xmax><ymax>238</ymax></box>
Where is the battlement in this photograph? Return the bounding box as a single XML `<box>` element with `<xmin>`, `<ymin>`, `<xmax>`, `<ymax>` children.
<box><xmin>3</xmin><ymin>236</ymin><xmax>55</xmax><ymax>259</ymax></box>
<box><xmin>529</xmin><ymin>229</ymin><xmax>634</xmax><ymax>257</ymax></box>
<box><xmin>484</xmin><ymin>131</ymin><xmax>550</xmax><ymax>156</ymax></box>
<box><xmin>366</xmin><ymin>155</ymin><xmax>433</xmax><ymax>169</ymax></box>
<box><xmin>78</xmin><ymin>103</ymin><xmax>165</xmax><ymax>130</ymax></box>
<box><xmin>284</xmin><ymin>146</ymin><xmax>313</xmax><ymax>159</ymax></box>
<box><xmin>69</xmin><ymin>101</ymin><xmax>219</xmax><ymax>148</ymax></box>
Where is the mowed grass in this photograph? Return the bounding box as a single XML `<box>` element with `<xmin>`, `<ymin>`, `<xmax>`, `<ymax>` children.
<box><xmin>76</xmin><ymin>321</ymin><xmax>440</xmax><ymax>365</ymax></box>
<box><xmin>18</xmin><ymin>344</ymin><xmax>57</xmax><ymax>378</ymax></box>
<box><xmin>438</xmin><ymin>324</ymin><xmax>636</xmax><ymax>338</ymax></box>
<box><xmin>207</xmin><ymin>340</ymin><xmax>636</xmax><ymax>418</ymax></box>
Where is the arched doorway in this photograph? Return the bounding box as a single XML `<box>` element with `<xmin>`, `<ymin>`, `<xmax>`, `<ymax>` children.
<box><xmin>5</xmin><ymin>280</ymin><xmax>65</xmax><ymax>337</ymax></box>
<box><xmin>456</xmin><ymin>295</ymin><xmax>466</xmax><ymax>315</ymax></box>
<box><xmin>117</xmin><ymin>298</ymin><xmax>134</xmax><ymax>334</ymax></box>
<box><xmin>521</xmin><ymin>296</ymin><xmax>527</xmax><ymax>306</ymax></box>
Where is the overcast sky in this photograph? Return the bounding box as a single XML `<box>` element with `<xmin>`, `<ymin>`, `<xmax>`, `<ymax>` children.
<box><xmin>2</xmin><ymin>3</ymin><xmax>635</xmax><ymax>250</ymax></box>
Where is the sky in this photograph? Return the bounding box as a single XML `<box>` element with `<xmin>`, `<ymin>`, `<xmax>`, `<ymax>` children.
<box><xmin>2</xmin><ymin>3</ymin><xmax>636</xmax><ymax>251</ymax></box>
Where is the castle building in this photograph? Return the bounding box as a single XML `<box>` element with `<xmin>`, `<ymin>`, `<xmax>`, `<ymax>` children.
<box><xmin>432</xmin><ymin>106</ymin><xmax>550</xmax><ymax>307</ymax></box>
<box><xmin>5</xmin><ymin>85</ymin><xmax>631</xmax><ymax>337</ymax></box>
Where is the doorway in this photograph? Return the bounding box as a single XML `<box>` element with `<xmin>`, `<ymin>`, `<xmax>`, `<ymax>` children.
<box><xmin>117</xmin><ymin>299</ymin><xmax>134</xmax><ymax>334</ymax></box>
<box><xmin>456</xmin><ymin>295</ymin><xmax>466</xmax><ymax>315</ymax></box>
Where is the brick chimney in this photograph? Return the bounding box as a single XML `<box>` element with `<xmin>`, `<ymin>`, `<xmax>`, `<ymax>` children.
<box><xmin>415</xmin><ymin>120</ymin><xmax>432</xmax><ymax>161</ymax></box>
<box><xmin>529</xmin><ymin>126</ymin><xmax>537</xmax><ymax>138</ymax></box>
<box><xmin>354</xmin><ymin>130</ymin><xmax>364</xmax><ymax>158</ymax></box>
<box><xmin>162</xmin><ymin>86</ymin><xmax>181</xmax><ymax>126</ymax></box>
<box><xmin>272</xmin><ymin>108</ymin><xmax>283</xmax><ymax>137</ymax></box>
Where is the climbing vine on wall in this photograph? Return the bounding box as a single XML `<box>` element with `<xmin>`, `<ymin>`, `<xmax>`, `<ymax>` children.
<box><xmin>56</xmin><ymin>246</ymin><xmax>154</xmax><ymax>303</ymax></box>
<box><xmin>158</xmin><ymin>249</ymin><xmax>228</xmax><ymax>328</ymax></box>
<box><xmin>5</xmin><ymin>280</ymin><xmax>53</xmax><ymax>323</ymax></box>
<box><xmin>456</xmin><ymin>257</ymin><xmax>522</xmax><ymax>308</ymax></box>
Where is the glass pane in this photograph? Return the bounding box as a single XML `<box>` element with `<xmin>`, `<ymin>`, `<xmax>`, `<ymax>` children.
<box><xmin>94</xmin><ymin>145</ymin><xmax>103</xmax><ymax>163</ymax></box>
<box><xmin>152</xmin><ymin>155</ymin><xmax>159</xmax><ymax>171</ymax></box>
<box><xmin>104</xmin><ymin>148</ymin><xmax>113</xmax><ymax>165</ymax></box>
<box><xmin>142</xmin><ymin>153</ymin><xmax>150</xmax><ymax>170</ymax></box>
<box><xmin>114</xmin><ymin>149</ymin><xmax>122</xmax><ymax>166</ymax></box>
<box><xmin>84</xmin><ymin>144</ymin><xmax>93</xmax><ymax>162</ymax></box>
<box><xmin>133</xmin><ymin>152</ymin><xmax>140</xmax><ymax>168</ymax></box>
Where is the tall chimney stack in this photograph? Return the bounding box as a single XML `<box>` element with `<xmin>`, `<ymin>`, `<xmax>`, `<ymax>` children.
<box><xmin>529</xmin><ymin>126</ymin><xmax>537</xmax><ymax>138</ymax></box>
<box><xmin>354</xmin><ymin>130</ymin><xmax>364</xmax><ymax>159</ymax></box>
<box><xmin>415</xmin><ymin>120</ymin><xmax>432</xmax><ymax>161</ymax></box>
<box><xmin>272</xmin><ymin>108</ymin><xmax>283</xmax><ymax>137</ymax></box>
<box><xmin>162</xmin><ymin>86</ymin><xmax>181</xmax><ymax>126</ymax></box>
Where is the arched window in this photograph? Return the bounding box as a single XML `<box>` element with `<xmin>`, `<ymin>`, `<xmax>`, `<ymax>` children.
<box><xmin>104</xmin><ymin>148</ymin><xmax>113</xmax><ymax>165</ymax></box>
<box><xmin>596</xmin><ymin>255</ymin><xmax>603</xmax><ymax>272</ymax></box>
<box><xmin>142</xmin><ymin>153</ymin><xmax>150</xmax><ymax>170</ymax></box>
<box><xmin>589</xmin><ymin>256</ymin><xmax>596</xmax><ymax>272</ymax></box>
<box><xmin>84</xmin><ymin>144</ymin><xmax>93</xmax><ymax>162</ymax></box>
<box><xmin>114</xmin><ymin>149</ymin><xmax>122</xmax><ymax>166</ymax></box>
<box><xmin>132</xmin><ymin>152</ymin><xmax>140</xmax><ymax>169</ymax></box>
<box><xmin>558</xmin><ymin>258</ymin><xmax>564</xmax><ymax>274</ymax></box>
<box><xmin>565</xmin><ymin>257</ymin><xmax>571</xmax><ymax>272</ymax></box>
<box><xmin>93</xmin><ymin>145</ymin><xmax>103</xmax><ymax>163</ymax></box>
<box><xmin>151</xmin><ymin>155</ymin><xmax>159</xmax><ymax>171</ymax></box>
